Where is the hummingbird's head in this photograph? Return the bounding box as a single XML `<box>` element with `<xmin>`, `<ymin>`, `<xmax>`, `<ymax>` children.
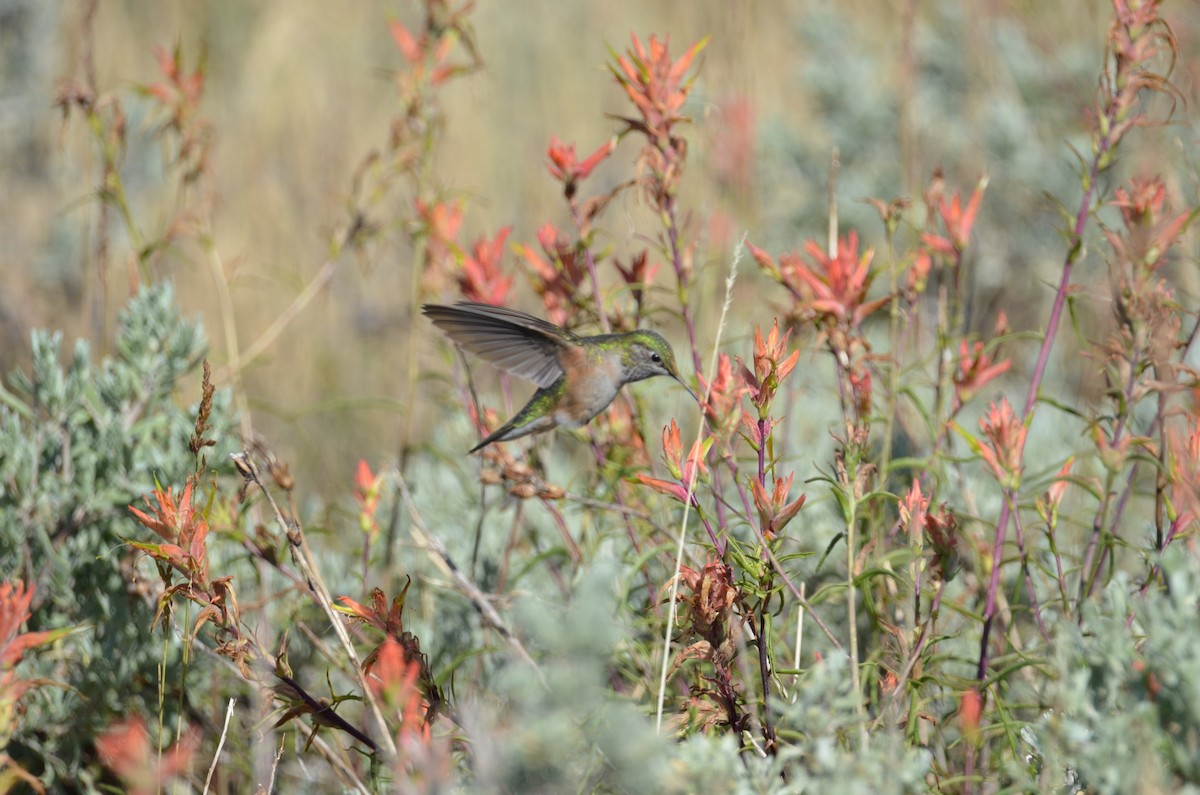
<box><xmin>621</xmin><ymin>331</ymin><xmax>698</xmax><ymax>401</ymax></box>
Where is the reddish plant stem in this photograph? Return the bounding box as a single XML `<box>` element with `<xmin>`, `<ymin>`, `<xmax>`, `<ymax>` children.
<box><xmin>540</xmin><ymin>496</ymin><xmax>583</xmax><ymax>566</ymax></box>
<box><xmin>757</xmin><ymin>418</ymin><xmax>768</xmax><ymax>486</ymax></box>
<box><xmin>976</xmin><ymin>86</ymin><xmax>1119</xmax><ymax>680</ymax></box>
<box><xmin>691</xmin><ymin>494</ymin><xmax>725</xmax><ymax>555</ymax></box>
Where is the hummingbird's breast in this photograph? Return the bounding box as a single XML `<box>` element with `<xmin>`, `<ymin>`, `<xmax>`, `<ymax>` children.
<box><xmin>553</xmin><ymin>346</ymin><xmax>624</xmax><ymax>428</ymax></box>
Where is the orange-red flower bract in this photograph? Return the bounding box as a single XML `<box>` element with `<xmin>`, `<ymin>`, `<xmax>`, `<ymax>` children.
<box><xmin>546</xmin><ymin>135</ymin><xmax>615</xmax><ymax>187</ymax></box>
<box><xmin>740</xmin><ymin>320</ymin><xmax>799</xmax><ymax>417</ymax></box>
<box><xmin>925</xmin><ymin>503</ymin><xmax>960</xmax><ymax>581</ymax></box>
<box><xmin>96</xmin><ymin>716</ymin><xmax>197</xmax><ymax>795</ymax></box>
<box><xmin>924</xmin><ymin>179</ymin><xmax>986</xmax><ymax>253</ymax></box>
<box><xmin>955</xmin><ymin>340</ymin><xmax>1012</xmax><ymax>407</ymax></box>
<box><xmin>458</xmin><ymin>227</ymin><xmax>513</xmax><ymax>306</ymax></box>
<box><xmin>960</xmin><ymin>688</ymin><xmax>983</xmax><ymax>734</ymax></box>
<box><xmin>751</xmin><ymin>472</ymin><xmax>806</xmax><ymax>539</ymax></box>
<box><xmin>128</xmin><ymin>480</ymin><xmax>212</xmax><ymax>585</ymax></box>
<box><xmin>697</xmin><ymin>353</ymin><xmax>742</xmax><ymax>430</ymax></box>
<box><xmin>751</xmin><ymin>232</ymin><xmax>889</xmax><ymax>329</ymax></box>
<box><xmin>611</xmin><ymin>34</ymin><xmax>708</xmax><ymax>140</ymax></box>
<box><xmin>517</xmin><ymin>223</ymin><xmax>588</xmax><ymax>326</ymax></box>
<box><xmin>978</xmin><ymin>398</ymin><xmax>1027</xmax><ymax>488</ymax></box>
<box><xmin>674</xmin><ymin>556</ymin><xmax>736</xmax><ymax>639</ymax></box>
<box><xmin>898</xmin><ymin>479</ymin><xmax>929</xmax><ymax>539</ymax></box>
<box><xmin>1106</xmin><ymin>176</ymin><xmax>1195</xmax><ymax>271</ymax></box>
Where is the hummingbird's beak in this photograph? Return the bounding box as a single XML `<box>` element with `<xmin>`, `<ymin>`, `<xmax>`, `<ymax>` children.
<box><xmin>672</xmin><ymin>372</ymin><xmax>700</xmax><ymax>404</ymax></box>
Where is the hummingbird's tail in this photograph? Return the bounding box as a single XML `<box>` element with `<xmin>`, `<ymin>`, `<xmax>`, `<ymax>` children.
<box><xmin>467</xmin><ymin>419</ymin><xmax>533</xmax><ymax>454</ymax></box>
<box><xmin>468</xmin><ymin>425</ymin><xmax>509</xmax><ymax>454</ymax></box>
<box><xmin>467</xmin><ymin>389</ymin><xmax>559</xmax><ymax>453</ymax></box>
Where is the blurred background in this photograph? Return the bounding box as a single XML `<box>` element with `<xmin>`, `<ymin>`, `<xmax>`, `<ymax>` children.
<box><xmin>2</xmin><ymin>0</ymin><xmax>1197</xmax><ymax>498</ymax></box>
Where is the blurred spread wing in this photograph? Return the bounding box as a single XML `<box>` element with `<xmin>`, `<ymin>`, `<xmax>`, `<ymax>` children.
<box><xmin>422</xmin><ymin>302</ymin><xmax>571</xmax><ymax>388</ymax></box>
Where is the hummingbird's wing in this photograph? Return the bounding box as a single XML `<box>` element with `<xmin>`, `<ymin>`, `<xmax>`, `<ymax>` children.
<box><xmin>422</xmin><ymin>302</ymin><xmax>574</xmax><ymax>389</ymax></box>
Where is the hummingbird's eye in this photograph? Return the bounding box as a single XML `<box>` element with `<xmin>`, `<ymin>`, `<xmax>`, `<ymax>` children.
<box><xmin>651</xmin><ymin>352</ymin><xmax>662</xmax><ymax>363</ymax></box>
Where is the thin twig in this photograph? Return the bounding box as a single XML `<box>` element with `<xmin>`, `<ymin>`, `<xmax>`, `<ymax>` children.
<box><xmin>231</xmin><ymin>451</ymin><xmax>397</xmax><ymax>762</ymax></box>
<box><xmin>655</xmin><ymin>234</ymin><xmax>741</xmax><ymax>732</ymax></box>
<box><xmin>394</xmin><ymin>472</ymin><xmax>545</xmax><ymax>682</ymax></box>
<box><xmin>263</xmin><ymin>742</ymin><xmax>284</xmax><ymax>795</ymax></box>
<box><xmin>202</xmin><ymin>698</ymin><xmax>236</xmax><ymax>795</ymax></box>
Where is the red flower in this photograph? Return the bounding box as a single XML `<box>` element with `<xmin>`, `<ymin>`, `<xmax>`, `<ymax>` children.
<box><xmin>634</xmin><ymin>420</ymin><xmax>711</xmax><ymax>505</ymax></box>
<box><xmin>547</xmin><ymin>135</ymin><xmax>615</xmax><ymax>190</ymax></box>
<box><xmin>898</xmin><ymin>481</ymin><xmax>958</xmax><ymax>578</ymax></box>
<box><xmin>662</xmin><ymin>419</ymin><xmax>707</xmax><ymax>484</ymax></box>
<box><xmin>369</xmin><ymin>638</ymin><xmax>433</xmax><ymax>747</ymax></box>
<box><xmin>750</xmin><ymin>233</ymin><xmax>888</xmax><ymax>328</ymax></box>
<box><xmin>389</xmin><ymin>20</ymin><xmax>423</xmax><ymax>64</ymax></box>
<box><xmin>458</xmin><ymin>227</ymin><xmax>514</xmax><ymax>306</ymax></box>
<box><xmin>954</xmin><ymin>340</ymin><xmax>1012</xmax><ymax>408</ymax></box>
<box><xmin>609</xmin><ymin>34</ymin><xmax>709</xmax><ymax>205</ymax></box>
<box><xmin>613</xmin><ymin>250</ymin><xmax>660</xmax><ymax>308</ymax></box>
<box><xmin>906</xmin><ymin>250</ymin><xmax>933</xmax><ymax>297</ymax></box>
<box><xmin>1167</xmin><ymin>420</ymin><xmax>1200</xmax><ymax>532</ymax></box>
<box><xmin>1106</xmin><ymin>176</ymin><xmax>1195</xmax><ymax>271</ymax></box>
<box><xmin>1045</xmin><ymin>458</ymin><xmax>1074</xmax><ymax>511</ymax></box>
<box><xmin>128</xmin><ymin>480</ymin><xmax>211</xmax><ymax>584</ymax></box>
<box><xmin>516</xmin><ymin>224</ymin><xmax>588</xmax><ymax>326</ymax></box>
<box><xmin>1113</xmin><ymin>176</ymin><xmax>1168</xmax><ymax>226</ymax></box>
<box><xmin>338</xmin><ymin>583</ymin><xmax>410</xmax><ymax>636</ymax></box>
<box><xmin>898</xmin><ymin>480</ymin><xmax>929</xmax><ymax>539</ymax></box>
<box><xmin>1037</xmin><ymin>457</ymin><xmax>1075</xmax><ymax>527</ymax></box>
<box><xmin>739</xmin><ymin>320</ymin><xmax>799</xmax><ymax>417</ymax></box>
<box><xmin>415</xmin><ymin>198</ymin><xmax>464</xmax><ymax>270</ymax></box>
<box><xmin>696</xmin><ymin>353</ymin><xmax>742</xmax><ymax>428</ymax></box>
<box><xmin>751</xmin><ymin>472</ymin><xmax>806</xmax><ymax>539</ymax></box>
<box><xmin>354</xmin><ymin>461</ymin><xmax>386</xmax><ymax>539</ymax></box>
<box><xmin>925</xmin><ymin>503</ymin><xmax>960</xmax><ymax>581</ymax></box>
<box><xmin>959</xmin><ymin>688</ymin><xmax>983</xmax><ymax>736</ymax></box>
<box><xmin>0</xmin><ymin>580</ymin><xmax>67</xmax><ymax>720</ymax></box>
<box><xmin>146</xmin><ymin>44</ymin><xmax>204</xmax><ymax>107</ymax></box>
<box><xmin>977</xmin><ymin>399</ymin><xmax>1027</xmax><ymax>488</ymax></box>
<box><xmin>923</xmin><ymin>178</ymin><xmax>987</xmax><ymax>254</ymax></box>
<box><xmin>96</xmin><ymin>716</ymin><xmax>198</xmax><ymax>795</ymax></box>
<box><xmin>388</xmin><ymin>18</ymin><xmax>459</xmax><ymax>85</ymax></box>
<box><xmin>672</xmin><ymin>556</ymin><xmax>736</xmax><ymax>639</ymax></box>
<box><xmin>610</xmin><ymin>34</ymin><xmax>709</xmax><ymax>141</ymax></box>
<box><xmin>0</xmin><ymin>581</ymin><xmax>56</xmax><ymax>670</ymax></box>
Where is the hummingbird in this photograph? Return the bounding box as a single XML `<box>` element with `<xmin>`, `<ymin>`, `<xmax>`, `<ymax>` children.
<box><xmin>422</xmin><ymin>301</ymin><xmax>697</xmax><ymax>452</ymax></box>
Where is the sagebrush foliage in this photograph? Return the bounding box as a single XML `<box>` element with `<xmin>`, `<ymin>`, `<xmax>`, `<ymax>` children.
<box><xmin>1011</xmin><ymin>547</ymin><xmax>1200</xmax><ymax>794</ymax></box>
<box><xmin>0</xmin><ymin>284</ymin><xmax>234</xmax><ymax>784</ymax></box>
